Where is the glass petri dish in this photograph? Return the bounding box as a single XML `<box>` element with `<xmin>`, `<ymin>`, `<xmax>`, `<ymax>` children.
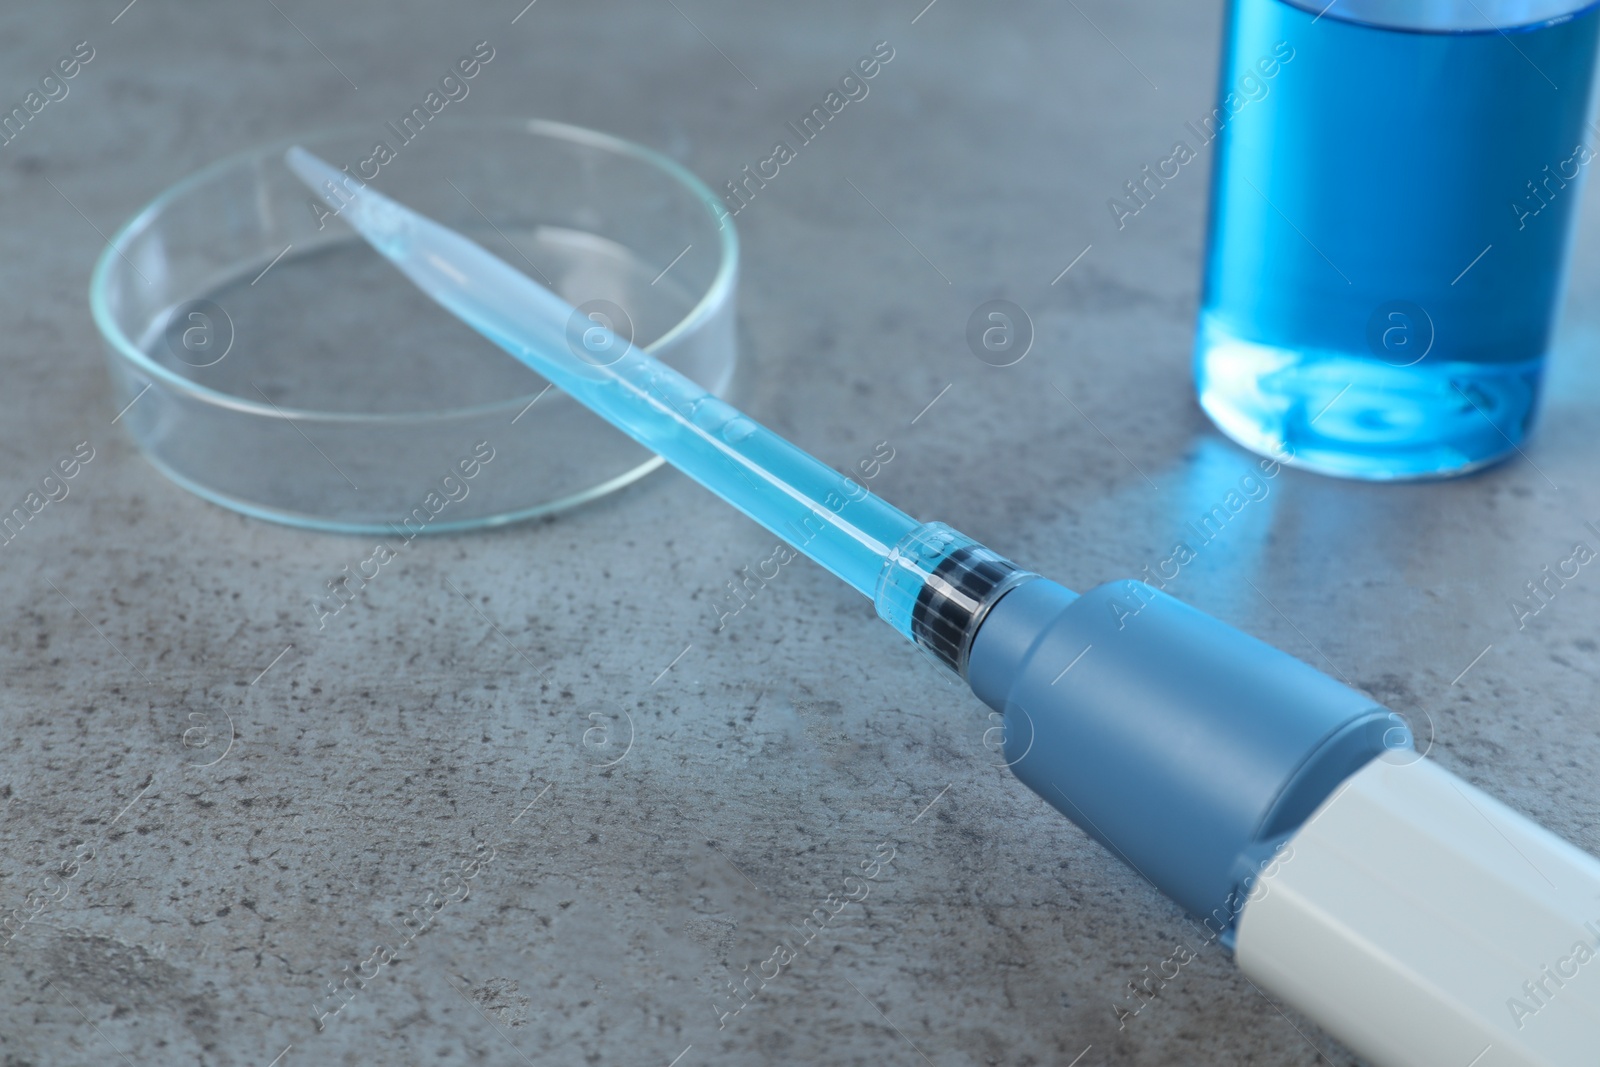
<box><xmin>90</xmin><ymin>119</ymin><xmax>738</xmax><ymax>533</ymax></box>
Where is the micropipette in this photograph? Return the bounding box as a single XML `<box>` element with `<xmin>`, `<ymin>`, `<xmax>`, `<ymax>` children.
<box><xmin>287</xmin><ymin>147</ymin><xmax>1600</xmax><ymax>1066</ymax></box>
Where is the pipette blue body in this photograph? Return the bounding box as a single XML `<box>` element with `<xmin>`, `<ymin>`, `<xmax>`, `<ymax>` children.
<box><xmin>287</xmin><ymin>148</ymin><xmax>1600</xmax><ymax>1065</ymax></box>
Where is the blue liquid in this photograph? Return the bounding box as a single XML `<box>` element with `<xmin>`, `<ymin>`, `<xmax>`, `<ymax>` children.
<box><xmin>283</xmin><ymin>148</ymin><xmax>923</xmax><ymax>605</ymax></box>
<box><xmin>1196</xmin><ymin>0</ymin><xmax>1600</xmax><ymax>479</ymax></box>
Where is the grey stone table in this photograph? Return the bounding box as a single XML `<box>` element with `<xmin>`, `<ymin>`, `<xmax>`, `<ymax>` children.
<box><xmin>4</xmin><ymin>1</ymin><xmax>1600</xmax><ymax>1064</ymax></box>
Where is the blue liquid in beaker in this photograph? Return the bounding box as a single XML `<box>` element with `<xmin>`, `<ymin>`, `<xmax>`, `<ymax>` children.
<box><xmin>1195</xmin><ymin>0</ymin><xmax>1600</xmax><ymax>479</ymax></box>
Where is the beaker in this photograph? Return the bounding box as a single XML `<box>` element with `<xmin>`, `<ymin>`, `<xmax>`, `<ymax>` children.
<box><xmin>1194</xmin><ymin>0</ymin><xmax>1600</xmax><ymax>479</ymax></box>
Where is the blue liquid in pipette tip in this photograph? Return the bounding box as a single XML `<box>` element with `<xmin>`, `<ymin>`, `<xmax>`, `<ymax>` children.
<box><xmin>1196</xmin><ymin>0</ymin><xmax>1600</xmax><ymax>479</ymax></box>
<box><xmin>284</xmin><ymin>147</ymin><xmax>923</xmax><ymax>605</ymax></box>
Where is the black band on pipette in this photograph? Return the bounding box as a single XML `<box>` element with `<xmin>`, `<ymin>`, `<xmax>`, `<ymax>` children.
<box><xmin>909</xmin><ymin>543</ymin><xmax>1033</xmax><ymax>675</ymax></box>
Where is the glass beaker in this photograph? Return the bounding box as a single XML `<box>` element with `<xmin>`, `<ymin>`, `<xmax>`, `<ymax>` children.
<box><xmin>1194</xmin><ymin>0</ymin><xmax>1600</xmax><ymax>479</ymax></box>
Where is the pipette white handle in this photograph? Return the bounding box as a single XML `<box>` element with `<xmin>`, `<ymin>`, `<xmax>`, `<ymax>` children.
<box><xmin>970</xmin><ymin>577</ymin><xmax>1600</xmax><ymax>1064</ymax></box>
<box><xmin>1237</xmin><ymin>752</ymin><xmax>1600</xmax><ymax>1067</ymax></box>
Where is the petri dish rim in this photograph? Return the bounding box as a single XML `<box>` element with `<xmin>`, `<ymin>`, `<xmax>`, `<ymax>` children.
<box><xmin>88</xmin><ymin>116</ymin><xmax>740</xmax><ymax>425</ymax></box>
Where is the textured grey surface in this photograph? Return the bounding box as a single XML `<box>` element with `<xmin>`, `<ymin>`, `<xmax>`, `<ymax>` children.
<box><xmin>3</xmin><ymin>1</ymin><xmax>1600</xmax><ymax>1065</ymax></box>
